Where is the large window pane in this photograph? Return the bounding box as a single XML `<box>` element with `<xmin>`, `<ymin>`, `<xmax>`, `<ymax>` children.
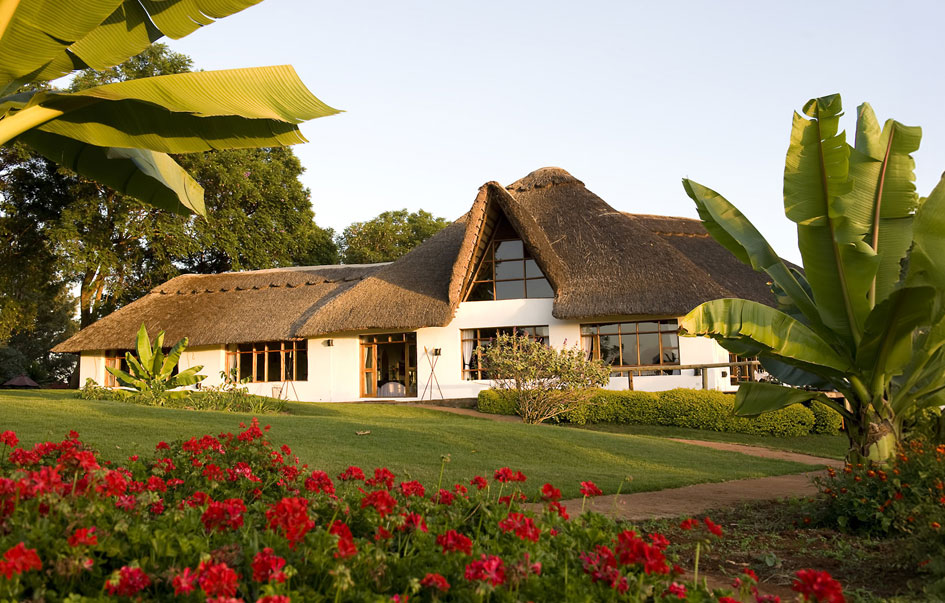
<box><xmin>599</xmin><ymin>334</ymin><xmax>620</xmax><ymax>365</ymax></box>
<box><xmin>638</xmin><ymin>322</ymin><xmax>659</xmax><ymax>333</ymax></box>
<box><xmin>660</xmin><ymin>320</ymin><xmax>679</xmax><ymax>332</ymax></box>
<box><xmin>524</xmin><ymin>259</ymin><xmax>543</xmax><ymax>278</ymax></box>
<box><xmin>599</xmin><ymin>323</ymin><xmax>619</xmax><ymax>335</ymax></box>
<box><xmin>363</xmin><ymin>346</ymin><xmax>374</xmax><ymax>369</ymax></box>
<box><xmin>620</xmin><ymin>332</ymin><xmax>638</xmax><ymax>366</ymax></box>
<box><xmin>255</xmin><ymin>355</ymin><xmax>265</xmax><ymax>382</ymax></box>
<box><xmin>496</xmin><ymin>280</ymin><xmax>525</xmax><ymax>300</ymax></box>
<box><xmin>495</xmin><ymin>260</ymin><xmax>524</xmax><ymax>280</ymax></box>
<box><xmin>267</xmin><ymin>350</ymin><xmax>280</xmax><ymax>382</ymax></box>
<box><xmin>494</xmin><ymin>240</ymin><xmax>523</xmax><ymax>260</ymax></box>
<box><xmin>475</xmin><ymin>261</ymin><xmax>494</xmax><ymax>281</ymax></box>
<box><xmin>296</xmin><ymin>350</ymin><xmax>308</xmax><ymax>381</ymax></box>
<box><xmin>284</xmin><ymin>350</ymin><xmax>295</xmax><ymax>381</ymax></box>
<box><xmin>525</xmin><ymin>278</ymin><xmax>553</xmax><ymax>298</ymax></box>
<box><xmin>638</xmin><ymin>333</ymin><xmax>661</xmax><ymax>365</ymax></box>
<box><xmin>467</xmin><ymin>281</ymin><xmax>494</xmax><ymax>301</ymax></box>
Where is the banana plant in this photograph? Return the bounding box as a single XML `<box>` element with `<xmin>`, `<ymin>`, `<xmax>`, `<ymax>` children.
<box><xmin>678</xmin><ymin>94</ymin><xmax>945</xmax><ymax>462</ymax></box>
<box><xmin>0</xmin><ymin>0</ymin><xmax>339</xmax><ymax>215</ymax></box>
<box><xmin>106</xmin><ymin>323</ymin><xmax>205</xmax><ymax>401</ymax></box>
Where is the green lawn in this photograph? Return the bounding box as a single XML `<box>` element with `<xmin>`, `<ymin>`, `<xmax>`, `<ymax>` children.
<box><xmin>1</xmin><ymin>390</ymin><xmax>816</xmax><ymax>499</ymax></box>
<box><xmin>566</xmin><ymin>423</ymin><xmax>848</xmax><ymax>460</ymax></box>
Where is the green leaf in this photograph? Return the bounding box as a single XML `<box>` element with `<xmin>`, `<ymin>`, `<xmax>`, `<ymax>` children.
<box><xmin>18</xmin><ymin>66</ymin><xmax>340</xmax><ymax>153</ymax></box>
<box><xmin>849</xmin><ymin>103</ymin><xmax>921</xmax><ymax>305</ymax></box>
<box><xmin>680</xmin><ymin>298</ymin><xmax>852</xmax><ymax>373</ymax></box>
<box><xmin>161</xmin><ymin>337</ymin><xmax>187</xmax><ymax>378</ymax></box>
<box><xmin>169</xmin><ymin>366</ymin><xmax>205</xmax><ymax>388</ymax></box>
<box><xmin>907</xmin><ymin>174</ymin><xmax>945</xmax><ymax>294</ymax></box>
<box><xmin>105</xmin><ymin>365</ymin><xmax>146</xmax><ymax>389</ymax></box>
<box><xmin>16</xmin><ymin>129</ymin><xmax>205</xmax><ymax>215</ymax></box>
<box><xmin>855</xmin><ymin>286</ymin><xmax>935</xmax><ymax>376</ymax></box>
<box><xmin>682</xmin><ymin>179</ymin><xmax>823</xmax><ymax>330</ymax></box>
<box><xmin>734</xmin><ymin>381</ymin><xmax>845</xmax><ymax>418</ymax></box>
<box><xmin>0</xmin><ymin>0</ymin><xmax>266</xmax><ymax>94</ymax></box>
<box><xmin>134</xmin><ymin>323</ymin><xmax>152</xmax><ymax>369</ymax></box>
<box><xmin>784</xmin><ymin>94</ymin><xmax>877</xmax><ymax>344</ymax></box>
<box><xmin>758</xmin><ymin>355</ymin><xmax>835</xmax><ymax>390</ymax></box>
<box><xmin>151</xmin><ymin>331</ymin><xmax>166</xmax><ymax>375</ymax></box>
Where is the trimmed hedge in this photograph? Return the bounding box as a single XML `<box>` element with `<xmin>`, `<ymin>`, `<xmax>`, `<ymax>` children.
<box><xmin>478</xmin><ymin>387</ymin><xmax>817</xmax><ymax>437</ymax></box>
<box><xmin>809</xmin><ymin>401</ymin><xmax>844</xmax><ymax>434</ymax></box>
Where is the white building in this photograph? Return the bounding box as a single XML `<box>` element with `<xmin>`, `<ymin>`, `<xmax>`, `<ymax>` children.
<box><xmin>55</xmin><ymin>168</ymin><xmax>773</xmax><ymax>402</ymax></box>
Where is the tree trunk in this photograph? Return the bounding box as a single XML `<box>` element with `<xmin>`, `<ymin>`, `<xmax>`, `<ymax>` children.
<box><xmin>846</xmin><ymin>412</ymin><xmax>899</xmax><ymax>464</ymax></box>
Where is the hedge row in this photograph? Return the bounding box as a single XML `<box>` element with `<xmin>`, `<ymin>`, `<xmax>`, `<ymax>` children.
<box><xmin>477</xmin><ymin>388</ymin><xmax>843</xmax><ymax>437</ymax></box>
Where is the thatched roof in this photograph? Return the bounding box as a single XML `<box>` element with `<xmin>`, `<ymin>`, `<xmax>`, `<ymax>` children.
<box><xmin>53</xmin><ymin>265</ymin><xmax>383</xmax><ymax>353</ymax></box>
<box><xmin>56</xmin><ymin>167</ymin><xmax>776</xmax><ymax>352</ymax></box>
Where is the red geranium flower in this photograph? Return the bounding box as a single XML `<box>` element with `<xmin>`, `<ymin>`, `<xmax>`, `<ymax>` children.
<box><xmin>105</xmin><ymin>566</ymin><xmax>150</xmax><ymax>597</ymax></box>
<box><xmin>202</xmin><ymin>498</ymin><xmax>247</xmax><ymax>532</ymax></box>
<box><xmin>665</xmin><ymin>582</ymin><xmax>687</xmax><ymax>599</ymax></box>
<box><xmin>68</xmin><ymin>527</ymin><xmax>98</xmax><ymax>547</ymax></box>
<box><xmin>421</xmin><ymin>572</ymin><xmax>450</xmax><ymax>592</ymax></box>
<box><xmin>548</xmin><ymin>501</ymin><xmax>570</xmax><ymax>520</ymax></box>
<box><xmin>197</xmin><ymin>561</ymin><xmax>240</xmax><ymax>598</ymax></box>
<box><xmin>366</xmin><ymin>467</ymin><xmax>396</xmax><ymax>490</ymax></box>
<box><xmin>465</xmin><ymin>554</ymin><xmax>506</xmax><ymax>586</ymax></box>
<box><xmin>704</xmin><ymin>517</ymin><xmax>723</xmax><ymax>537</ymax></box>
<box><xmin>173</xmin><ymin>567</ymin><xmax>198</xmax><ymax>595</ymax></box>
<box><xmin>330</xmin><ymin>520</ymin><xmax>358</xmax><ymax>558</ymax></box>
<box><xmin>541</xmin><ymin>483</ymin><xmax>562</xmax><ymax>501</ymax></box>
<box><xmin>361</xmin><ymin>489</ymin><xmax>398</xmax><ymax>517</ymax></box>
<box><xmin>304</xmin><ymin>470</ymin><xmax>336</xmax><ymax>495</ymax></box>
<box><xmin>614</xmin><ymin>529</ymin><xmax>669</xmax><ymax>575</ymax></box>
<box><xmin>436</xmin><ymin>530</ymin><xmax>472</xmax><ymax>555</ymax></box>
<box><xmin>398</xmin><ymin>480</ymin><xmax>426</xmax><ymax>498</ymax></box>
<box><xmin>498</xmin><ymin>512</ymin><xmax>541</xmax><ymax>542</ymax></box>
<box><xmin>252</xmin><ymin>548</ymin><xmax>287</xmax><ymax>583</ymax></box>
<box><xmin>0</xmin><ymin>430</ymin><xmax>18</xmax><ymax>448</ymax></box>
<box><xmin>580</xmin><ymin>545</ymin><xmax>628</xmax><ymax>593</ymax></box>
<box><xmin>679</xmin><ymin>517</ymin><xmax>698</xmax><ymax>530</ymax></box>
<box><xmin>433</xmin><ymin>488</ymin><xmax>455</xmax><ymax>505</ymax></box>
<box><xmin>266</xmin><ymin>497</ymin><xmax>316</xmax><ymax>548</ymax></box>
<box><xmin>470</xmin><ymin>476</ymin><xmax>488</xmax><ymax>490</ymax></box>
<box><xmin>257</xmin><ymin>596</ymin><xmax>291</xmax><ymax>603</ymax></box>
<box><xmin>0</xmin><ymin>542</ymin><xmax>41</xmax><ymax>579</ymax></box>
<box><xmin>580</xmin><ymin>481</ymin><xmax>603</xmax><ymax>497</ymax></box>
<box><xmin>792</xmin><ymin>569</ymin><xmax>845</xmax><ymax>603</ymax></box>
<box><xmin>399</xmin><ymin>511</ymin><xmax>428</xmax><ymax>533</ymax></box>
<box><xmin>338</xmin><ymin>466</ymin><xmax>365</xmax><ymax>481</ymax></box>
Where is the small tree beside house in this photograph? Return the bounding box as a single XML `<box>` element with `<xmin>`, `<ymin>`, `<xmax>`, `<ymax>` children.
<box><xmin>482</xmin><ymin>333</ymin><xmax>610</xmax><ymax>424</ymax></box>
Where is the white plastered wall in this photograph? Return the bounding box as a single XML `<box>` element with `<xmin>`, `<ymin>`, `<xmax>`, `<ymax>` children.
<box><xmin>78</xmin><ymin>299</ymin><xmax>742</xmax><ymax>402</ymax></box>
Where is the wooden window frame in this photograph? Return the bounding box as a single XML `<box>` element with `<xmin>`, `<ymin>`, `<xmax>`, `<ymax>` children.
<box><xmin>359</xmin><ymin>332</ymin><xmax>418</xmax><ymax>398</ymax></box>
<box><xmin>580</xmin><ymin>320</ymin><xmax>680</xmax><ymax>375</ymax></box>
<box><xmin>104</xmin><ymin>349</ymin><xmax>132</xmax><ymax>387</ymax></box>
<box><xmin>461</xmin><ymin>325</ymin><xmax>549</xmax><ymax>381</ymax></box>
<box><xmin>225</xmin><ymin>340</ymin><xmax>308</xmax><ymax>383</ymax></box>
<box><xmin>464</xmin><ymin>235</ymin><xmax>553</xmax><ymax>302</ymax></box>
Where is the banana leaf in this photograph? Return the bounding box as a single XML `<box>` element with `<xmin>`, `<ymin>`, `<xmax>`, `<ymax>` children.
<box><xmin>134</xmin><ymin>323</ymin><xmax>152</xmax><ymax>369</ymax></box>
<box><xmin>734</xmin><ymin>381</ymin><xmax>849</xmax><ymax>419</ymax></box>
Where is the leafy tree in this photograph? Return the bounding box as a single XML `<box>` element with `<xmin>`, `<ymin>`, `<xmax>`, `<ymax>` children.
<box><xmin>0</xmin><ymin>0</ymin><xmax>338</xmax><ymax>214</ymax></box>
<box><xmin>678</xmin><ymin>94</ymin><xmax>945</xmax><ymax>462</ymax></box>
<box><xmin>483</xmin><ymin>333</ymin><xmax>610</xmax><ymax>424</ymax></box>
<box><xmin>338</xmin><ymin>209</ymin><xmax>449</xmax><ymax>263</ymax></box>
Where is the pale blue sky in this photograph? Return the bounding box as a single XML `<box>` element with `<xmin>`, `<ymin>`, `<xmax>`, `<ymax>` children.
<box><xmin>169</xmin><ymin>0</ymin><xmax>945</xmax><ymax>262</ymax></box>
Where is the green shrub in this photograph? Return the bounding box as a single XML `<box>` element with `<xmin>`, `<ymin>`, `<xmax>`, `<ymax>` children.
<box><xmin>486</xmin><ymin>387</ymin><xmax>817</xmax><ymax>436</ymax></box>
<box><xmin>809</xmin><ymin>401</ymin><xmax>844</xmax><ymax>435</ymax></box>
<box><xmin>476</xmin><ymin>389</ymin><xmax>517</xmax><ymax>415</ymax></box>
<box><xmin>77</xmin><ymin>378</ymin><xmax>285</xmax><ymax>414</ymax></box>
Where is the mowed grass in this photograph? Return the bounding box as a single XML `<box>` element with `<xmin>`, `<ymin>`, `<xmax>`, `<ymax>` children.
<box><xmin>1</xmin><ymin>391</ymin><xmax>815</xmax><ymax>499</ymax></box>
<box><xmin>568</xmin><ymin>424</ymin><xmax>848</xmax><ymax>460</ymax></box>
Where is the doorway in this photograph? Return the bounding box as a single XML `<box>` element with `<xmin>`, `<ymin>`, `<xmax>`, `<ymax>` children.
<box><xmin>360</xmin><ymin>332</ymin><xmax>418</xmax><ymax>397</ymax></box>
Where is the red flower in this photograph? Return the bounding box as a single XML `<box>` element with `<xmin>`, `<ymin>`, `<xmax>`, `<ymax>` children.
<box><xmin>493</xmin><ymin>467</ymin><xmax>526</xmax><ymax>483</ymax></box>
<box><xmin>704</xmin><ymin>517</ymin><xmax>723</xmax><ymax>537</ymax></box>
<box><xmin>548</xmin><ymin>501</ymin><xmax>570</xmax><ymax>520</ymax></box>
<box><xmin>114</xmin><ymin>494</ymin><xmax>136</xmax><ymax>511</ymax></box>
<box><xmin>433</xmin><ymin>488</ymin><xmax>455</xmax><ymax>506</ymax></box>
<box><xmin>580</xmin><ymin>481</ymin><xmax>603</xmax><ymax>497</ymax></box>
<box><xmin>398</xmin><ymin>480</ymin><xmax>426</xmax><ymax>498</ymax></box>
<box><xmin>266</xmin><ymin>497</ymin><xmax>316</xmax><ymax>548</ymax></box>
<box><xmin>399</xmin><ymin>511</ymin><xmax>428</xmax><ymax>533</ymax></box>
<box><xmin>453</xmin><ymin>483</ymin><xmax>468</xmax><ymax>496</ymax></box>
<box><xmin>0</xmin><ymin>430</ymin><xmax>18</xmax><ymax>448</ymax></box>
<box><xmin>146</xmin><ymin>475</ymin><xmax>167</xmax><ymax>493</ymax></box>
<box><xmin>665</xmin><ymin>582</ymin><xmax>687</xmax><ymax>599</ymax></box>
<box><xmin>361</xmin><ymin>489</ymin><xmax>398</xmax><ymax>517</ymax></box>
<box><xmin>0</xmin><ymin>542</ymin><xmax>42</xmax><ymax>579</ymax></box>
<box><xmin>679</xmin><ymin>517</ymin><xmax>698</xmax><ymax>530</ymax></box>
<box><xmin>366</xmin><ymin>467</ymin><xmax>396</xmax><ymax>489</ymax></box>
<box><xmin>436</xmin><ymin>530</ymin><xmax>472</xmax><ymax>555</ymax></box>
<box><xmin>648</xmin><ymin>532</ymin><xmax>669</xmax><ymax>550</ymax></box>
<box><xmin>498</xmin><ymin>512</ymin><xmax>541</xmax><ymax>542</ymax></box>
<box><xmin>304</xmin><ymin>470</ymin><xmax>336</xmax><ymax>495</ymax></box>
<box><xmin>792</xmin><ymin>569</ymin><xmax>845</xmax><ymax>603</ymax></box>
<box><xmin>614</xmin><ymin>530</ymin><xmax>669</xmax><ymax>575</ymax></box>
<box><xmin>498</xmin><ymin>492</ymin><xmax>527</xmax><ymax>505</ymax></box>
<box><xmin>718</xmin><ymin>598</ymin><xmax>741</xmax><ymax>603</ymax></box>
<box><xmin>156</xmin><ymin>441</ymin><xmax>170</xmax><ymax>450</ymax></box>
<box><xmin>470</xmin><ymin>476</ymin><xmax>488</xmax><ymax>490</ymax></box>
<box><xmin>541</xmin><ymin>483</ymin><xmax>561</xmax><ymax>501</ymax></box>
<box><xmin>197</xmin><ymin>561</ymin><xmax>240</xmax><ymax>598</ymax></box>
<box><xmin>580</xmin><ymin>545</ymin><xmax>628</xmax><ymax>593</ymax></box>
<box><xmin>68</xmin><ymin>527</ymin><xmax>98</xmax><ymax>547</ymax></box>
<box><xmin>330</xmin><ymin>520</ymin><xmax>358</xmax><ymax>558</ymax></box>
<box><xmin>149</xmin><ymin>499</ymin><xmax>165</xmax><ymax>515</ymax></box>
<box><xmin>257</xmin><ymin>597</ymin><xmax>291</xmax><ymax>603</ymax></box>
<box><xmin>375</xmin><ymin>526</ymin><xmax>393</xmax><ymax>541</ymax></box>
<box><xmin>202</xmin><ymin>498</ymin><xmax>247</xmax><ymax>532</ymax></box>
<box><xmin>421</xmin><ymin>572</ymin><xmax>450</xmax><ymax>592</ymax></box>
<box><xmin>173</xmin><ymin>567</ymin><xmax>198</xmax><ymax>595</ymax></box>
<box><xmin>105</xmin><ymin>566</ymin><xmax>150</xmax><ymax>597</ymax></box>
<box><xmin>465</xmin><ymin>554</ymin><xmax>506</xmax><ymax>586</ymax></box>
<box><xmin>252</xmin><ymin>548</ymin><xmax>287</xmax><ymax>583</ymax></box>
<box><xmin>338</xmin><ymin>466</ymin><xmax>365</xmax><ymax>481</ymax></box>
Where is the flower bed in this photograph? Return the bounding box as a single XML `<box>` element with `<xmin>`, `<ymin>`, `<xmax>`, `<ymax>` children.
<box><xmin>0</xmin><ymin>422</ymin><xmax>842</xmax><ymax>601</ymax></box>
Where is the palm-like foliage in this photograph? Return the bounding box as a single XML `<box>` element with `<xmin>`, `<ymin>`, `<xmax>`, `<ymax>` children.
<box><xmin>106</xmin><ymin>323</ymin><xmax>205</xmax><ymax>400</ymax></box>
<box><xmin>679</xmin><ymin>94</ymin><xmax>945</xmax><ymax>461</ymax></box>
<box><xmin>0</xmin><ymin>0</ymin><xmax>339</xmax><ymax>215</ymax></box>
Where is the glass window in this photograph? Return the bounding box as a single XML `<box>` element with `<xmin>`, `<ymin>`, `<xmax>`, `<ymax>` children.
<box><xmin>496</xmin><ymin>280</ymin><xmax>525</xmax><ymax>300</ymax></box>
<box><xmin>463</xmin><ymin>216</ymin><xmax>554</xmax><ymax>301</ymax></box>
<box><xmin>462</xmin><ymin>325</ymin><xmax>550</xmax><ymax>380</ymax></box>
<box><xmin>581</xmin><ymin>320</ymin><xmax>680</xmax><ymax>375</ymax></box>
<box><xmin>225</xmin><ymin>340</ymin><xmax>309</xmax><ymax>383</ymax></box>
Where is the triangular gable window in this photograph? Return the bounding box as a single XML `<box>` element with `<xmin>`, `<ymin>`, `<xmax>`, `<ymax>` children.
<box><xmin>464</xmin><ymin>215</ymin><xmax>553</xmax><ymax>301</ymax></box>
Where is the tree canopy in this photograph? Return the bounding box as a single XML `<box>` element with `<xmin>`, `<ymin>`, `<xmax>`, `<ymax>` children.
<box><xmin>337</xmin><ymin>209</ymin><xmax>449</xmax><ymax>264</ymax></box>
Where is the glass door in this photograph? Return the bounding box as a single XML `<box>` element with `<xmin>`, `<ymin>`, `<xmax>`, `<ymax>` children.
<box><xmin>361</xmin><ymin>343</ymin><xmax>377</xmax><ymax>397</ymax></box>
<box><xmin>359</xmin><ymin>333</ymin><xmax>417</xmax><ymax>397</ymax></box>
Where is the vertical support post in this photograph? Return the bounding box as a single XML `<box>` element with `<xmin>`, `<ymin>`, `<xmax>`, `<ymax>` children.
<box><xmin>702</xmin><ymin>368</ymin><xmax>709</xmax><ymax>390</ymax></box>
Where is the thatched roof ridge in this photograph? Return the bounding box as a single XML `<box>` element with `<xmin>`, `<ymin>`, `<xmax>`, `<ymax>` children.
<box><xmin>52</xmin><ymin>264</ymin><xmax>384</xmax><ymax>353</ymax></box>
<box><xmin>503</xmin><ymin>167</ymin><xmax>736</xmax><ymax>318</ymax></box>
<box><xmin>297</xmin><ymin>220</ymin><xmax>469</xmax><ymax>337</ymax></box>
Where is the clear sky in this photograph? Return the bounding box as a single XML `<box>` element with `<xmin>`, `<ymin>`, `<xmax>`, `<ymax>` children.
<box><xmin>169</xmin><ymin>0</ymin><xmax>945</xmax><ymax>263</ymax></box>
